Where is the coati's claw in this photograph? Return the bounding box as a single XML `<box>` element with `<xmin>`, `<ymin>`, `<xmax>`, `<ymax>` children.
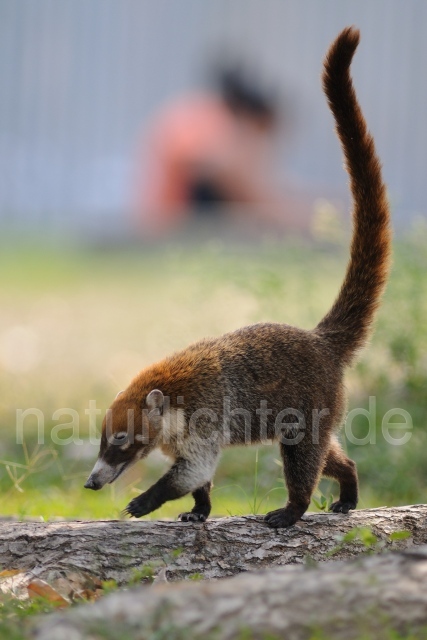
<box><xmin>123</xmin><ymin>502</ymin><xmax>141</xmax><ymax>518</ymax></box>
<box><xmin>178</xmin><ymin>512</ymin><xmax>207</xmax><ymax>522</ymax></box>
<box><xmin>329</xmin><ymin>500</ymin><xmax>356</xmax><ymax>514</ymax></box>
<box><xmin>124</xmin><ymin>494</ymin><xmax>153</xmax><ymax>518</ymax></box>
<box><xmin>264</xmin><ymin>508</ymin><xmax>298</xmax><ymax>528</ymax></box>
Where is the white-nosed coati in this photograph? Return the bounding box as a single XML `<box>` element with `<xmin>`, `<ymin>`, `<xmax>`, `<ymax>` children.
<box><xmin>85</xmin><ymin>27</ymin><xmax>391</xmax><ymax>528</ymax></box>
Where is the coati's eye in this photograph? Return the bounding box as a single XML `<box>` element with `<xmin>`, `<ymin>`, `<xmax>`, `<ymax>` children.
<box><xmin>114</xmin><ymin>431</ymin><xmax>127</xmax><ymax>441</ymax></box>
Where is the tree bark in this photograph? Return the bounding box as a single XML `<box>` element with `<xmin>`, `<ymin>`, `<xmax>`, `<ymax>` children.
<box><xmin>0</xmin><ymin>505</ymin><xmax>426</xmax><ymax>588</ymax></box>
<box><xmin>32</xmin><ymin>545</ymin><xmax>427</xmax><ymax>640</ymax></box>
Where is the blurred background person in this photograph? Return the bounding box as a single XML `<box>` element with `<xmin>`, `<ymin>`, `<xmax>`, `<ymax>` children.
<box><xmin>132</xmin><ymin>65</ymin><xmax>314</xmax><ymax>238</ymax></box>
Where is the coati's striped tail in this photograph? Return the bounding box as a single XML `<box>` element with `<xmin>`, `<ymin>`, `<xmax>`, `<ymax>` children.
<box><xmin>315</xmin><ymin>27</ymin><xmax>391</xmax><ymax>365</ymax></box>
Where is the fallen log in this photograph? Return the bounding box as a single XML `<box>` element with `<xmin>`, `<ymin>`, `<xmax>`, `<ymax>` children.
<box><xmin>0</xmin><ymin>505</ymin><xmax>425</xmax><ymax>587</ymax></box>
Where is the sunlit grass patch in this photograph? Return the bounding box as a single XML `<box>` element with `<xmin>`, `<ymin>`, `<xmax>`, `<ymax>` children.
<box><xmin>0</xmin><ymin>235</ymin><xmax>426</xmax><ymax>520</ymax></box>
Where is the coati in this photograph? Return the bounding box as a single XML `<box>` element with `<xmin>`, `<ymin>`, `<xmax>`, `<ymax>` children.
<box><xmin>85</xmin><ymin>27</ymin><xmax>391</xmax><ymax>528</ymax></box>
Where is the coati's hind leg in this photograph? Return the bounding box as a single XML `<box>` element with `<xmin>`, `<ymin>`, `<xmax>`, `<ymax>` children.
<box><xmin>179</xmin><ymin>482</ymin><xmax>212</xmax><ymax>522</ymax></box>
<box><xmin>323</xmin><ymin>439</ymin><xmax>358</xmax><ymax>514</ymax></box>
<box><xmin>265</xmin><ymin>441</ymin><xmax>325</xmax><ymax>528</ymax></box>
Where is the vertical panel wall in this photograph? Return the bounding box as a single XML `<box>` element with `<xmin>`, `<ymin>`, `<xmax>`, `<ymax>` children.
<box><xmin>0</xmin><ymin>0</ymin><xmax>425</xmax><ymax>231</ymax></box>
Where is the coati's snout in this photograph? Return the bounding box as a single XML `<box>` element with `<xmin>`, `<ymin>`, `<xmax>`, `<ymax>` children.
<box><xmin>84</xmin><ymin>476</ymin><xmax>100</xmax><ymax>490</ymax></box>
<box><xmin>84</xmin><ymin>388</ymin><xmax>165</xmax><ymax>491</ymax></box>
<box><xmin>84</xmin><ymin>456</ymin><xmax>131</xmax><ymax>490</ymax></box>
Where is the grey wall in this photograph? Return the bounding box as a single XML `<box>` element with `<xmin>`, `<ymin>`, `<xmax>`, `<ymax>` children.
<box><xmin>0</xmin><ymin>0</ymin><xmax>426</xmax><ymax>232</ymax></box>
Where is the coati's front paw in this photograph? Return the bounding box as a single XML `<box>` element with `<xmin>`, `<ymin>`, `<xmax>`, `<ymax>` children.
<box><xmin>264</xmin><ymin>507</ymin><xmax>298</xmax><ymax>528</ymax></box>
<box><xmin>178</xmin><ymin>512</ymin><xmax>207</xmax><ymax>523</ymax></box>
<box><xmin>124</xmin><ymin>494</ymin><xmax>154</xmax><ymax>518</ymax></box>
<box><xmin>329</xmin><ymin>500</ymin><xmax>357</xmax><ymax>514</ymax></box>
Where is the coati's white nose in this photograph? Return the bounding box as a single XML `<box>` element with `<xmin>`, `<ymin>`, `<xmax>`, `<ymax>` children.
<box><xmin>84</xmin><ymin>457</ymin><xmax>116</xmax><ymax>490</ymax></box>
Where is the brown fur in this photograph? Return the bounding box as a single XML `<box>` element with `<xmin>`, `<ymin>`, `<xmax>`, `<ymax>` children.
<box><xmin>316</xmin><ymin>27</ymin><xmax>392</xmax><ymax>365</ymax></box>
<box><xmin>85</xmin><ymin>27</ymin><xmax>391</xmax><ymax>528</ymax></box>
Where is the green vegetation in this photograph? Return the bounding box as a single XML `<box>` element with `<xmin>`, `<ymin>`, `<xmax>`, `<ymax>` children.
<box><xmin>0</xmin><ymin>594</ymin><xmax>62</xmax><ymax>640</ymax></box>
<box><xmin>326</xmin><ymin>525</ymin><xmax>412</xmax><ymax>558</ymax></box>
<box><xmin>0</xmin><ymin>231</ymin><xmax>426</xmax><ymax>522</ymax></box>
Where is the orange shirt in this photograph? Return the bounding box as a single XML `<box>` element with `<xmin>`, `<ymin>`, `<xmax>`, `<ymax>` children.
<box><xmin>134</xmin><ymin>94</ymin><xmax>234</xmax><ymax>234</ymax></box>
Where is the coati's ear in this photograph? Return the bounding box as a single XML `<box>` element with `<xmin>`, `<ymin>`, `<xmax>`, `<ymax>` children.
<box><xmin>146</xmin><ymin>389</ymin><xmax>164</xmax><ymax>416</ymax></box>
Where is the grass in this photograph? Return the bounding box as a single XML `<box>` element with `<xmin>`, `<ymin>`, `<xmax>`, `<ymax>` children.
<box><xmin>0</xmin><ymin>595</ymin><xmax>62</xmax><ymax>640</ymax></box>
<box><xmin>0</xmin><ymin>229</ymin><xmax>426</xmax><ymax>522</ymax></box>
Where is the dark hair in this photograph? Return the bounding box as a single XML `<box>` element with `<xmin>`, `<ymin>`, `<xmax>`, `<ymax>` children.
<box><xmin>218</xmin><ymin>68</ymin><xmax>277</xmax><ymax>122</ymax></box>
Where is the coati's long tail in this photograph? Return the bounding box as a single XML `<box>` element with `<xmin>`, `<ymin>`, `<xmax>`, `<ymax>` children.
<box><xmin>315</xmin><ymin>27</ymin><xmax>391</xmax><ymax>365</ymax></box>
